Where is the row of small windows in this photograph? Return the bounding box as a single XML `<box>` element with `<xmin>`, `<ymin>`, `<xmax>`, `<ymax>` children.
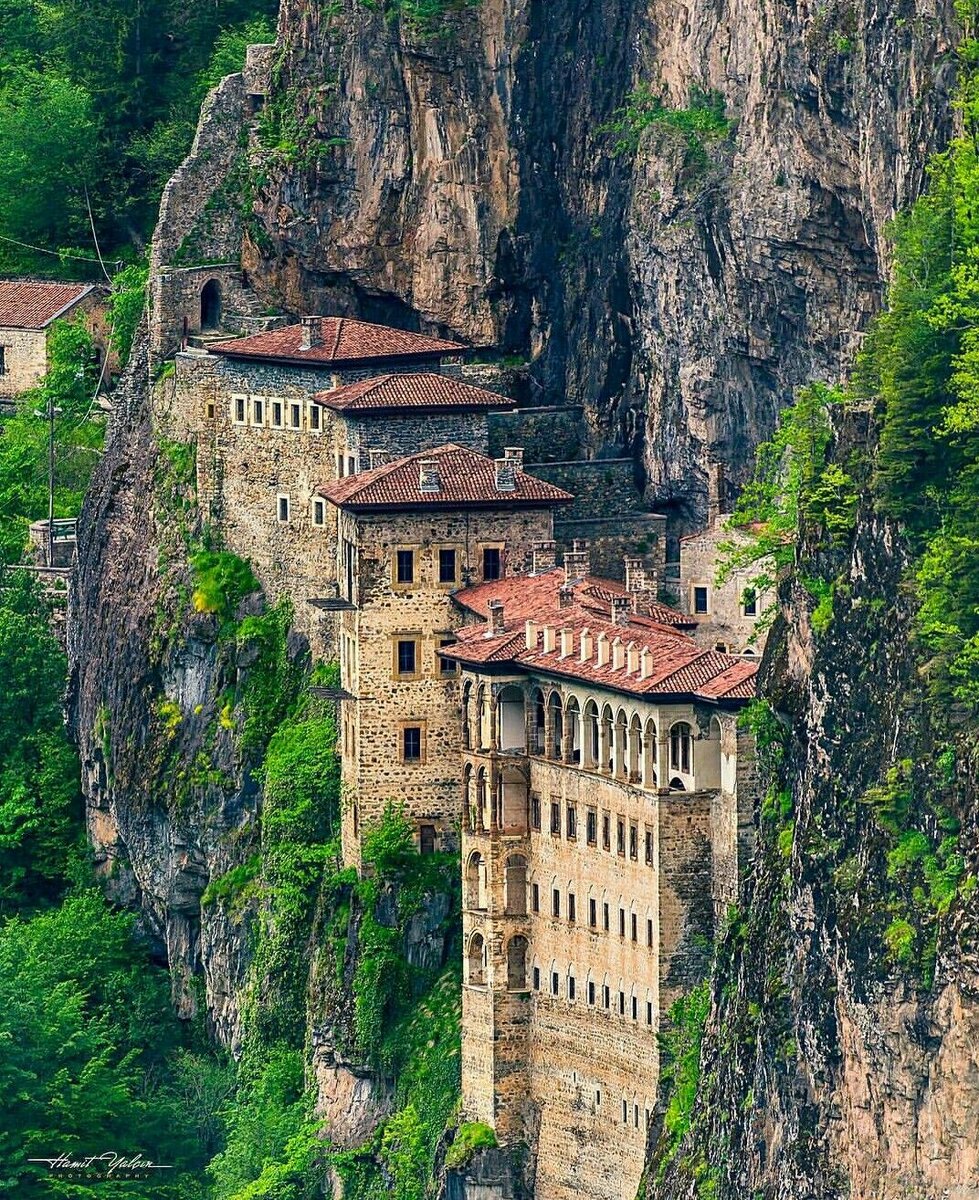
<box><xmin>232</xmin><ymin>394</ymin><xmax>322</xmax><ymax>432</ymax></box>
<box><xmin>393</xmin><ymin>544</ymin><xmax>503</xmax><ymax>587</ymax></box>
<box><xmin>392</xmin><ymin>635</ymin><xmax>458</xmax><ymax>682</ymax></box>
<box><xmin>690</xmin><ymin>584</ymin><xmax>758</xmax><ymax>619</ymax></box>
<box><xmin>532</xmin><ymin>883</ymin><xmax>655</xmax><ymax>948</ymax></box>
<box><xmin>532</xmin><ymin>797</ymin><xmax>656</xmax><ymax>862</ymax></box>
<box><xmin>273</xmin><ymin>494</ymin><xmax>328</xmax><ymax>526</ymax></box>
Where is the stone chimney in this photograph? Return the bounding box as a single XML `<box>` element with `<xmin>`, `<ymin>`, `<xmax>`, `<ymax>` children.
<box><xmin>504</xmin><ymin>446</ymin><xmax>524</xmax><ymax>468</ymax></box>
<box><xmin>611</xmin><ymin>595</ymin><xmax>631</xmax><ymax>626</ymax></box>
<box><xmin>560</xmin><ymin>627</ymin><xmax>573</xmax><ymax>659</ymax></box>
<box><xmin>368</xmin><ymin>448</ymin><xmax>390</xmax><ymax>470</ymax></box>
<box><xmin>625</xmin><ymin>556</ymin><xmax>646</xmax><ymax>593</ymax></box>
<box><xmin>559</xmin><ymin>584</ymin><xmax>574</xmax><ymax>609</ymax></box>
<box><xmin>488</xmin><ymin>599</ymin><xmax>505</xmax><ymax>636</ymax></box>
<box><xmin>525</xmin><ymin>620</ymin><xmax>538</xmax><ymax>650</ymax></box>
<box><xmin>579</xmin><ymin>628</ymin><xmax>593</xmax><ymax>662</ymax></box>
<box><xmin>611</xmin><ymin>636</ymin><xmax>624</xmax><ymax>670</ymax></box>
<box><xmin>419</xmin><ymin>459</ymin><xmax>441</xmax><ymax>493</ymax></box>
<box><xmin>532</xmin><ymin>540</ymin><xmax>558</xmax><ymax>574</ymax></box>
<box><xmin>542</xmin><ymin>625</ymin><xmax>556</xmax><ymax>654</ymax></box>
<box><xmin>639</xmin><ymin>647</ymin><xmax>652</xmax><ymax>680</ymax></box>
<box><xmin>564</xmin><ymin>539</ymin><xmax>590</xmax><ymax>583</ymax></box>
<box><xmin>596</xmin><ymin>631</ymin><xmax>609</xmax><ymax>667</ymax></box>
<box><xmin>495</xmin><ymin>456</ymin><xmax>518</xmax><ymax>492</ymax></box>
<box><xmin>626</xmin><ymin>642</ymin><xmax>639</xmax><ymax>674</ymax></box>
<box><xmin>300</xmin><ymin>316</ymin><xmax>322</xmax><ymax>351</ymax></box>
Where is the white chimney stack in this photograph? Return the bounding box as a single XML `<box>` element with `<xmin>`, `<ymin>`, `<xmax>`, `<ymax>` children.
<box><xmin>300</xmin><ymin>316</ymin><xmax>322</xmax><ymax>350</ymax></box>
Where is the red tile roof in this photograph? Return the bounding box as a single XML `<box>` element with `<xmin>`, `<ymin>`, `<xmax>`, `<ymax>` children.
<box><xmin>443</xmin><ymin>572</ymin><xmax>757</xmax><ymax>704</ymax></box>
<box><xmin>455</xmin><ymin>569</ymin><xmax>696</xmax><ymax>630</ymax></box>
<box><xmin>312</xmin><ymin>372</ymin><xmax>514</xmax><ymax>415</ymax></box>
<box><xmin>209</xmin><ymin>317</ymin><xmax>464</xmax><ymax>365</ymax></box>
<box><xmin>0</xmin><ymin>280</ymin><xmax>94</xmax><ymax>329</ymax></box>
<box><xmin>319</xmin><ymin>444</ymin><xmax>574</xmax><ymax>511</ymax></box>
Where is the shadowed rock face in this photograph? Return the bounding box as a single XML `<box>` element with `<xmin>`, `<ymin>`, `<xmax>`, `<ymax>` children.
<box><xmin>244</xmin><ymin>0</ymin><xmax>954</xmax><ymax>527</ymax></box>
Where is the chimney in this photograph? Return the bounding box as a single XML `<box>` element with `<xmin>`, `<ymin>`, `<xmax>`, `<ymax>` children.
<box><xmin>639</xmin><ymin>647</ymin><xmax>652</xmax><ymax>681</ymax></box>
<box><xmin>419</xmin><ymin>459</ymin><xmax>441</xmax><ymax>493</ymax></box>
<box><xmin>559</xmin><ymin>584</ymin><xmax>574</xmax><ymax>609</ymax></box>
<box><xmin>596</xmin><ymin>631</ymin><xmax>609</xmax><ymax>667</ymax></box>
<box><xmin>495</xmin><ymin>456</ymin><xmax>518</xmax><ymax>492</ymax></box>
<box><xmin>564</xmin><ymin>539</ymin><xmax>590</xmax><ymax>583</ymax></box>
<box><xmin>611</xmin><ymin>636</ymin><xmax>625</xmax><ymax>671</ymax></box>
<box><xmin>368</xmin><ymin>448</ymin><xmax>390</xmax><ymax>470</ymax></box>
<box><xmin>300</xmin><ymin>316</ymin><xmax>322</xmax><ymax>351</ymax></box>
<box><xmin>625</xmin><ymin>556</ymin><xmax>646</xmax><ymax>593</ymax></box>
<box><xmin>525</xmin><ymin>620</ymin><xmax>538</xmax><ymax>650</ymax></box>
<box><xmin>611</xmin><ymin>595</ymin><xmax>631</xmax><ymax>626</ymax></box>
<box><xmin>488</xmin><ymin>599</ymin><xmax>505</xmax><ymax>636</ymax></box>
<box><xmin>532</xmin><ymin>540</ymin><xmax>558</xmax><ymax>574</ymax></box>
<box><xmin>579</xmin><ymin>628</ymin><xmax>593</xmax><ymax>662</ymax></box>
<box><xmin>626</xmin><ymin>642</ymin><xmax>639</xmax><ymax>674</ymax></box>
<box><xmin>504</xmin><ymin>446</ymin><xmax>524</xmax><ymax>468</ymax></box>
<box><xmin>707</xmin><ymin>461</ymin><xmax>726</xmax><ymax>523</ymax></box>
<box><xmin>542</xmin><ymin>625</ymin><xmax>556</xmax><ymax>654</ymax></box>
<box><xmin>560</xmin><ymin>627</ymin><xmax>573</xmax><ymax>659</ymax></box>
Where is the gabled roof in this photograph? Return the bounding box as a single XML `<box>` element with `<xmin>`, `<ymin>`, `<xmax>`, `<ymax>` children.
<box><xmin>319</xmin><ymin>444</ymin><xmax>574</xmax><ymax>511</ymax></box>
<box><xmin>0</xmin><ymin>281</ymin><xmax>95</xmax><ymax>330</ymax></box>
<box><xmin>208</xmin><ymin>317</ymin><xmax>464</xmax><ymax>366</ymax></box>
<box><xmin>455</xmin><ymin>569</ymin><xmax>696</xmax><ymax>630</ymax></box>
<box><xmin>312</xmin><ymin>372</ymin><xmax>514</xmax><ymax>416</ymax></box>
<box><xmin>443</xmin><ymin>572</ymin><xmax>757</xmax><ymax>705</ymax></box>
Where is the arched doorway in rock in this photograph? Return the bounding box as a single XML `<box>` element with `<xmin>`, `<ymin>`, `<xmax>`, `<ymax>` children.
<box><xmin>200</xmin><ymin>279</ymin><xmax>222</xmax><ymax>331</ymax></box>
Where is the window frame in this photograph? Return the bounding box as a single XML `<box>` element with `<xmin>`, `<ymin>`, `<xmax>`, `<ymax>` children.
<box><xmin>437</xmin><ymin>545</ymin><xmax>459</xmax><ymax>585</ymax></box>
<box><xmin>394</xmin><ymin>637</ymin><xmax>420</xmax><ymax>679</ymax></box>
<box><xmin>308</xmin><ymin>402</ymin><xmax>321</xmax><ymax>432</ymax></box>
<box><xmin>233</xmin><ymin>394</ymin><xmax>246</xmax><ymax>424</ymax></box>
<box><xmin>480</xmin><ymin>543</ymin><xmax>503</xmax><ymax>581</ymax></box>
<box><xmin>394</xmin><ymin>547</ymin><xmax>416</xmax><ymax>587</ymax></box>
<box><xmin>400</xmin><ymin>723</ymin><xmax>425</xmax><ymax>763</ymax></box>
<box><xmin>312</xmin><ymin>498</ymin><xmax>326</xmax><ymax>527</ymax></box>
<box><xmin>530</xmin><ymin>794</ymin><xmax>541</xmax><ymax>831</ymax></box>
<box><xmin>271</xmin><ymin>399</ymin><xmax>284</xmax><ymax>429</ymax></box>
<box><xmin>693</xmin><ymin>585</ymin><xmax>710</xmax><ymax>615</ymax></box>
<box><xmin>276</xmin><ymin>493</ymin><xmax>290</xmax><ymax>524</ymax></box>
<box><xmin>252</xmin><ymin>396</ymin><xmax>265</xmax><ymax>426</ymax></box>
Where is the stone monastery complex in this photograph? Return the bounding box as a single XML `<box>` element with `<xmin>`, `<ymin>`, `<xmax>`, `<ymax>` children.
<box><xmin>152</xmin><ymin>278</ymin><xmax>768</xmax><ymax>1200</ymax></box>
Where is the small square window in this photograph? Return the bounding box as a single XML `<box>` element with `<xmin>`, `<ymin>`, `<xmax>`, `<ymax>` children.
<box><xmin>482</xmin><ymin>546</ymin><xmax>502</xmax><ymax>581</ymax></box>
<box><xmin>252</xmin><ymin>398</ymin><xmax>265</xmax><ymax>425</ymax></box>
<box><xmin>438</xmin><ymin>637</ymin><xmax>458</xmax><ymax>676</ymax></box>
<box><xmin>396</xmin><ymin>639</ymin><xmax>417</xmax><ymax>676</ymax></box>
<box><xmin>234</xmin><ymin>395</ymin><xmax>246</xmax><ymax>423</ymax></box>
<box><xmin>531</xmin><ymin>795</ymin><xmax>541</xmax><ymax>831</ymax></box>
<box><xmin>290</xmin><ymin>402</ymin><xmax>301</xmax><ymax>429</ymax></box>
<box><xmin>402</xmin><ymin>726</ymin><xmax>422</xmax><ymax>762</ymax></box>
<box><xmin>312</xmin><ymin>498</ymin><xmax>326</xmax><ymax>527</ymax></box>
<box><xmin>309</xmin><ymin>404</ymin><xmax>321</xmax><ymax>431</ymax></box>
<box><xmin>347</xmin><ymin>455</ymin><xmax>356</xmax><ymax>476</ymax></box>
<box><xmin>395</xmin><ymin>548</ymin><xmax>414</xmax><ymax>584</ymax></box>
<box><xmin>277</xmin><ymin>494</ymin><xmax>290</xmax><ymax>523</ymax></box>
<box><xmin>207</xmin><ymin>401</ymin><xmax>215</xmax><ymax>419</ymax></box>
<box><xmin>271</xmin><ymin>400</ymin><xmax>284</xmax><ymax>428</ymax></box>
<box><xmin>531</xmin><ymin>883</ymin><xmax>540</xmax><ymax>912</ymax></box>
<box><xmin>552</xmin><ymin>888</ymin><xmax>560</xmax><ymax>918</ymax></box>
<box><xmin>693</xmin><ymin>585</ymin><xmax>709</xmax><ymax>615</ymax></box>
<box><xmin>550</xmin><ymin>802</ymin><xmax>561</xmax><ymax>836</ymax></box>
<box><xmin>438</xmin><ymin>547</ymin><xmax>457</xmax><ymax>584</ymax></box>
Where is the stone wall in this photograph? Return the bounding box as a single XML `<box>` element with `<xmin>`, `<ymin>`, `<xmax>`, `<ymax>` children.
<box><xmin>150</xmin><ymin>266</ymin><xmax>262</xmax><ymax>365</ymax></box>
<box><xmin>487</xmin><ymin>406</ymin><xmax>584</xmax><ymax>463</ymax></box>
<box><xmin>0</xmin><ymin>290</ymin><xmax>115</xmax><ymax>399</ymax></box>
<box><xmin>677</xmin><ymin>516</ymin><xmax>772</xmax><ymax>655</ymax></box>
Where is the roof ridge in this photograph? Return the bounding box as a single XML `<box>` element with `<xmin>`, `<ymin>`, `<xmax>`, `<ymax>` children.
<box><xmin>328</xmin><ymin>317</ymin><xmax>344</xmax><ymax>359</ymax></box>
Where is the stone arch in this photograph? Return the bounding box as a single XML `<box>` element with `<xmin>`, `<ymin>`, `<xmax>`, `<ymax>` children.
<box><xmin>532</xmin><ymin>687</ymin><xmax>546</xmax><ymax>754</ymax></box>
<box><xmin>462</xmin><ymin>762</ymin><xmax>475</xmax><ymax>830</ymax></box>
<box><xmin>583</xmin><ymin>698</ymin><xmax>600</xmax><ymax>768</ymax></box>
<box><xmin>600</xmin><ymin>703</ymin><xmax>614</xmax><ymax>772</ymax></box>
<box><xmin>643</xmin><ymin>717</ymin><xmax>658</xmax><ymax>787</ymax></box>
<box><xmin>461</xmin><ymin>680</ymin><xmax>473</xmax><ymax>749</ymax></box>
<box><xmin>466</xmin><ymin>849</ymin><xmax>487</xmax><ymax>910</ymax></box>
<box><xmin>613</xmin><ymin>707</ymin><xmax>628</xmax><ymax>779</ymax></box>
<box><xmin>669</xmin><ymin>720</ymin><xmax>693</xmax><ymax>777</ymax></box>
<box><xmin>467</xmin><ymin>931</ymin><xmax>486</xmax><ymax>987</ymax></box>
<box><xmin>566</xmin><ymin>695</ymin><xmax>580</xmax><ymax>763</ymax></box>
<box><xmin>501</xmin><ymin>763</ymin><xmax>528</xmax><ymax>833</ymax></box>
<box><xmin>200</xmin><ymin>278</ymin><xmax>222</xmax><ymax>331</ymax></box>
<box><xmin>498</xmin><ymin>684</ymin><xmax>525</xmax><ymax>751</ymax></box>
<box><xmin>628</xmin><ymin>712</ymin><xmax>643</xmax><ymax>781</ymax></box>
<box><xmin>567</xmin><ymin>960</ymin><xmax>578</xmax><ymax>1003</ymax></box>
<box><xmin>504</xmin><ymin>853</ymin><xmax>528</xmax><ymax>915</ymax></box>
<box><xmin>506</xmin><ymin>934</ymin><xmax>529</xmax><ymax>990</ymax></box>
<box><xmin>475</xmin><ymin>766</ymin><xmax>488</xmax><ymax>830</ymax></box>
<box><xmin>475</xmin><ymin>683</ymin><xmax>487</xmax><ymax>750</ymax></box>
<box><xmin>548</xmin><ymin>690</ymin><xmax>563</xmax><ymax>759</ymax></box>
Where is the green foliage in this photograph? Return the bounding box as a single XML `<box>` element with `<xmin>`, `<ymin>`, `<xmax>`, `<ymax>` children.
<box><xmin>738</xmin><ymin>699</ymin><xmax>787</xmax><ymax>773</ymax></box>
<box><xmin>236</xmin><ymin>601</ymin><xmax>302</xmax><ymax>752</ymax></box>
<box><xmin>107</xmin><ymin>263</ymin><xmax>148</xmax><ymax>366</ymax></box>
<box><xmin>860</xmin><ymin>759</ymin><xmax>914</xmax><ymax>835</ymax></box>
<box><xmin>803</xmin><ymin>575</ymin><xmax>836</xmax><ymax>636</ymax></box>
<box><xmin>361</xmin><ymin>801</ymin><xmax>417</xmax><ymax>878</ymax></box>
<box><xmin>201</xmin><ymin>853</ymin><xmax>262</xmax><ymax>912</ymax></box>
<box><xmin>883</xmin><ymin>917</ymin><xmax>917</xmax><ymax>964</ymax></box>
<box><xmin>444</xmin><ymin>1122</ymin><xmax>497</xmax><ymax>1170</ymax></box>
<box><xmin>657</xmin><ymin>982</ymin><xmax>711</xmax><ymax>1177</ymax></box>
<box><xmin>190</xmin><ymin>549</ymin><xmax>259</xmax><ymax>622</ymax></box>
<box><xmin>0</xmin><ymin>320</ymin><xmax>103</xmax><ymax>564</ymax></box>
<box><xmin>0</xmin><ymin>571</ymin><xmax>83</xmax><ymax>914</ymax></box>
<box><xmin>604</xmin><ymin>85</ymin><xmax>732</xmax><ymax>171</ymax></box>
<box><xmin>0</xmin><ymin>889</ymin><xmax>226</xmax><ymax>1197</ymax></box>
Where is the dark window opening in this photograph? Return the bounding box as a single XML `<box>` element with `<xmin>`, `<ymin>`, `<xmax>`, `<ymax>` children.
<box><xmin>533</xmin><ymin>966</ymin><xmax>541</xmax><ymax>990</ymax></box>
<box><xmin>439</xmin><ymin>547</ymin><xmax>457</xmax><ymax>583</ymax></box>
<box><xmin>568</xmin><ymin>894</ymin><xmax>576</xmax><ymax>923</ymax></box>
<box><xmin>403</xmin><ymin>726</ymin><xmax>422</xmax><ymax>761</ymax></box>
<box><xmin>531</xmin><ymin>883</ymin><xmax>540</xmax><ymax>912</ymax></box>
<box><xmin>482</xmin><ymin>546</ymin><xmax>502</xmax><ymax>580</ymax></box>
<box><xmin>586</xmin><ymin>809</ymin><xmax>597</xmax><ymax>845</ymax></box>
<box><xmin>588</xmin><ymin>980</ymin><xmax>596</xmax><ymax>1005</ymax></box>
<box><xmin>551</xmin><ymin>972</ymin><xmax>559</xmax><ymax>996</ymax></box>
<box><xmin>419</xmin><ymin>824</ymin><xmax>436</xmax><ymax>854</ymax></box>
<box><xmin>603</xmin><ymin>902</ymin><xmax>610</xmax><ymax>931</ymax></box>
<box><xmin>589</xmin><ymin>898</ymin><xmax>597</xmax><ymax>928</ymax></box>
<box><xmin>438</xmin><ymin>637</ymin><xmax>457</xmax><ymax>676</ymax></box>
<box><xmin>531</xmin><ymin>795</ymin><xmax>541</xmax><ymax>830</ymax></box>
<box><xmin>694</xmin><ymin>586</ymin><xmax>709</xmax><ymax>615</ymax></box>
<box><xmin>397</xmin><ymin>640</ymin><xmax>417</xmax><ymax>676</ymax></box>
<box><xmin>552</xmin><ymin>888</ymin><xmax>560</xmax><ymax>918</ymax></box>
<box><xmin>277</xmin><ymin>495</ymin><xmax>289</xmax><ymax>523</ymax></box>
<box><xmin>200</xmin><ymin>280</ymin><xmax>221</xmax><ymax>331</ymax></box>
<box><xmin>568</xmin><ymin>975</ymin><xmax>576</xmax><ymax>1001</ymax></box>
<box><xmin>396</xmin><ymin>549</ymin><xmax>414</xmax><ymax>584</ymax></box>
<box><xmin>234</xmin><ymin>396</ymin><xmax>245</xmax><ymax>422</ymax></box>
<box><xmin>550</xmin><ymin>802</ymin><xmax>561</xmax><ymax>836</ymax></box>
<box><xmin>629</xmin><ymin>825</ymin><xmax>638</xmax><ymax>860</ymax></box>
<box><xmin>566</xmin><ymin>805</ymin><xmax>577</xmax><ymax>840</ymax></box>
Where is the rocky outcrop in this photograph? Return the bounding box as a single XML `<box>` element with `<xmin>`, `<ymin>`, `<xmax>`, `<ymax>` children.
<box><xmin>242</xmin><ymin>0</ymin><xmax>955</xmax><ymax>526</ymax></box>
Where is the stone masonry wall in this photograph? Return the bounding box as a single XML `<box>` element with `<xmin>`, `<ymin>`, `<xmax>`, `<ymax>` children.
<box><xmin>486</xmin><ymin>406</ymin><xmax>584</xmax><ymax>463</ymax></box>
<box><xmin>0</xmin><ymin>327</ymin><xmax>47</xmax><ymax>398</ymax></box>
<box><xmin>677</xmin><ymin>517</ymin><xmax>772</xmax><ymax>655</ymax></box>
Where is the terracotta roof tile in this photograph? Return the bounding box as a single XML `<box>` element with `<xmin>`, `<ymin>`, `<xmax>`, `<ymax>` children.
<box><xmin>444</xmin><ymin>571</ymin><xmax>757</xmax><ymax>705</ymax></box>
<box><xmin>209</xmin><ymin>317</ymin><xmax>464</xmax><ymax>365</ymax></box>
<box><xmin>312</xmin><ymin>372</ymin><xmax>514</xmax><ymax>415</ymax></box>
<box><xmin>319</xmin><ymin>444</ymin><xmax>574</xmax><ymax>510</ymax></box>
<box><xmin>0</xmin><ymin>280</ymin><xmax>94</xmax><ymax>329</ymax></box>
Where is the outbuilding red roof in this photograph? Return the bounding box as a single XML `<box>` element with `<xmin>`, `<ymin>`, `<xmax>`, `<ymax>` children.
<box><xmin>443</xmin><ymin>573</ymin><xmax>757</xmax><ymax>704</ymax></box>
<box><xmin>209</xmin><ymin>317</ymin><xmax>464</xmax><ymax>365</ymax></box>
<box><xmin>319</xmin><ymin>444</ymin><xmax>574</xmax><ymax>511</ymax></box>
<box><xmin>0</xmin><ymin>280</ymin><xmax>94</xmax><ymax>329</ymax></box>
<box><xmin>313</xmin><ymin>372</ymin><xmax>514</xmax><ymax>415</ymax></box>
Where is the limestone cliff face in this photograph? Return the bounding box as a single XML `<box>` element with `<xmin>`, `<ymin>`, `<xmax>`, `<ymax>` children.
<box><xmin>647</xmin><ymin>413</ymin><xmax>979</xmax><ymax>1199</ymax></box>
<box><xmin>244</xmin><ymin>0</ymin><xmax>955</xmax><ymax>524</ymax></box>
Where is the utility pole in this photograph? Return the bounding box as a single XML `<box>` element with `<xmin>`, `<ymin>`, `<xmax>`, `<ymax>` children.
<box><xmin>47</xmin><ymin>395</ymin><xmax>55</xmax><ymax>568</ymax></box>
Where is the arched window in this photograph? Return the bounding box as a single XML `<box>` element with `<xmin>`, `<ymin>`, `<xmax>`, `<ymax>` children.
<box><xmin>669</xmin><ymin>776</ymin><xmax>686</xmax><ymax>791</ymax></box>
<box><xmin>669</xmin><ymin>721</ymin><xmax>692</xmax><ymax>775</ymax></box>
<box><xmin>475</xmin><ymin>767</ymin><xmax>488</xmax><ymax>830</ymax></box>
<box><xmin>467</xmin><ymin>932</ymin><xmax>486</xmax><ymax>987</ymax></box>
<box><xmin>567</xmin><ymin>962</ymin><xmax>577</xmax><ymax>1003</ymax></box>
<box><xmin>583</xmin><ymin>700</ymin><xmax>599</xmax><ymax>769</ymax></box>
<box><xmin>475</xmin><ymin>684</ymin><xmax>487</xmax><ymax>750</ymax></box>
<box><xmin>504</xmin><ymin>854</ymin><xmax>528</xmax><ymax>915</ymax></box>
<box><xmin>532</xmin><ymin>689</ymin><xmax>546</xmax><ymax>755</ymax></box>
<box><xmin>743</xmin><ymin>647</ymin><xmax>756</xmax><ymax>656</ymax></box>
<box><xmin>466</xmin><ymin>851</ymin><xmax>487</xmax><ymax>910</ymax></box>
<box><xmin>566</xmin><ymin>696</ymin><xmax>580</xmax><ymax>764</ymax></box>
<box><xmin>613</xmin><ymin>709</ymin><xmax>628</xmax><ymax>779</ymax></box>
<box><xmin>600</xmin><ymin>705</ymin><xmax>614</xmax><ymax>773</ymax></box>
<box><xmin>462</xmin><ymin>763</ymin><xmax>475</xmax><ymax>830</ymax></box>
<box><xmin>498</xmin><ymin>685</ymin><xmax>525</xmax><ymax>752</ymax></box>
<box><xmin>200</xmin><ymin>279</ymin><xmax>222</xmax><ymax>331</ymax></box>
<box><xmin>507</xmin><ymin>935</ymin><xmax>529</xmax><ymax>990</ymax></box>
<box><xmin>643</xmin><ymin>717</ymin><xmax>657</xmax><ymax>787</ymax></box>
<box><xmin>461</xmin><ymin>680</ymin><xmax>472</xmax><ymax>749</ymax></box>
<box><xmin>628</xmin><ymin>713</ymin><xmax>642</xmax><ymax>781</ymax></box>
<box><xmin>549</xmin><ymin>692</ymin><xmax>563</xmax><ymax>759</ymax></box>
